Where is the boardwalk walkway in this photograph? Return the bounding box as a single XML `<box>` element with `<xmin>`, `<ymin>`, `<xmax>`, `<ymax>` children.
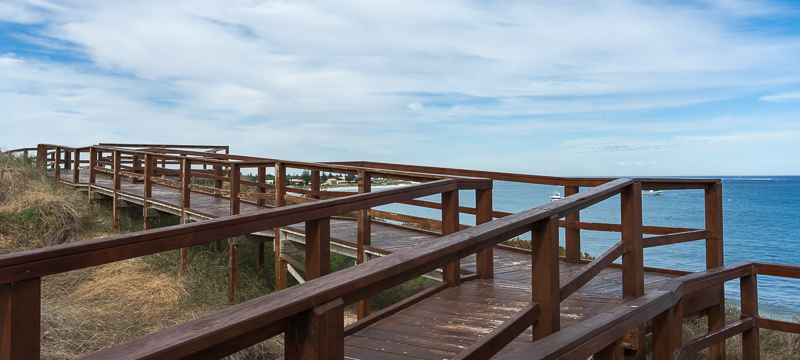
<box><xmin>57</xmin><ymin>168</ymin><xmax>677</xmax><ymax>359</ymax></box>
<box><xmin>4</xmin><ymin>144</ymin><xmax>775</xmax><ymax>360</ymax></box>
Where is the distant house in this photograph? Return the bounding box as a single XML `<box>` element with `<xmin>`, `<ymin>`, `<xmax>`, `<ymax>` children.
<box><xmin>265</xmin><ymin>180</ymin><xmax>274</xmax><ymax>185</ymax></box>
<box><xmin>290</xmin><ymin>179</ymin><xmax>305</xmax><ymax>185</ymax></box>
<box><xmin>325</xmin><ymin>178</ymin><xmax>339</xmax><ymax>185</ymax></box>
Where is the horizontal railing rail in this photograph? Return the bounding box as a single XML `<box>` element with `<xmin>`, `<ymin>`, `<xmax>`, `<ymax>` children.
<box><xmin>497</xmin><ymin>261</ymin><xmax>800</xmax><ymax>360</ymax></box>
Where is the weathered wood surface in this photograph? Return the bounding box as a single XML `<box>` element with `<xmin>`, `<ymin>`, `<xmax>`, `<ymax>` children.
<box><xmin>343</xmin><ymin>279</ymin><xmax>534</xmax><ymax>360</ymax></box>
<box><xmin>51</xmin><ymin>169</ymin><xmax>679</xmax><ymax>359</ymax></box>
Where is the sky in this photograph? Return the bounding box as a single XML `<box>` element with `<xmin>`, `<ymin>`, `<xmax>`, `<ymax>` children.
<box><xmin>1</xmin><ymin>0</ymin><xmax>799</xmax><ymax>177</ymax></box>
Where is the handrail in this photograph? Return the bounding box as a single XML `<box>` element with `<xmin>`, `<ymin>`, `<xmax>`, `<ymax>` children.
<box><xmin>328</xmin><ymin>161</ymin><xmax>721</xmax><ymax>190</ymax></box>
<box><xmin>559</xmin><ymin>241</ymin><xmax>625</xmax><ymax>301</ymax></box>
<box><xmin>89</xmin><ymin>145</ymin><xmax>462</xmax><ymax>183</ymax></box>
<box><xmin>327</xmin><ymin>160</ymin><xmax>612</xmax><ymax>187</ymax></box>
<box><xmin>497</xmin><ymin>261</ymin><xmax>800</xmax><ymax>360</ymax></box>
<box><xmin>74</xmin><ymin>178</ymin><xmax>634</xmax><ymax>359</ymax></box>
<box><xmin>495</xmin><ymin>290</ymin><xmax>677</xmax><ymax>359</ymax></box>
<box><xmin>1</xmin><ymin>147</ymin><xmax>38</xmax><ymax>155</ymax></box>
<box><xmin>97</xmin><ymin>143</ymin><xmax>229</xmax><ymax>152</ymax></box>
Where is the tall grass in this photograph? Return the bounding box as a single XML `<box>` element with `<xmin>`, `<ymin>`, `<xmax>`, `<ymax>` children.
<box><xmin>676</xmin><ymin>305</ymin><xmax>800</xmax><ymax>359</ymax></box>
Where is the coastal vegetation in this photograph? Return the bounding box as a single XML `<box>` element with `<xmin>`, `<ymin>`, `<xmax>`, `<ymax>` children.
<box><xmin>502</xmin><ymin>237</ymin><xmax>596</xmax><ymax>260</ymax></box>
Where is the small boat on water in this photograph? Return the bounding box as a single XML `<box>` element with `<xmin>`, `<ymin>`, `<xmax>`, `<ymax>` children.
<box><xmin>642</xmin><ymin>190</ymin><xmax>664</xmax><ymax>196</ymax></box>
<box><xmin>549</xmin><ymin>191</ymin><xmax>562</xmax><ymax>202</ymax></box>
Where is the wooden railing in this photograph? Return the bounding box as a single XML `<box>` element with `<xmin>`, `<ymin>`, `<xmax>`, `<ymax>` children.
<box><xmin>328</xmin><ymin>160</ymin><xmax>727</xmax><ymax>359</ymax></box>
<box><xmin>0</xmin><ymin>172</ymin><xmax>493</xmax><ymax>359</ymax></box>
<box><xmin>43</xmin><ymin>178</ymin><xmax>632</xmax><ymax>359</ymax></box>
<box><xmin>30</xmin><ymin>144</ymin><xmax>497</xmax><ymax>312</ymax></box>
<box><xmin>497</xmin><ymin>261</ymin><xmax>800</xmax><ymax>360</ymax></box>
<box><xmin>1</xmin><ymin>145</ymin><xmax>736</xmax><ymax>359</ymax></box>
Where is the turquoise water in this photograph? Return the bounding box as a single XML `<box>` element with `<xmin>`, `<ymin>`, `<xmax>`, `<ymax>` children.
<box><xmin>342</xmin><ymin>176</ymin><xmax>800</xmax><ymax>318</ymax></box>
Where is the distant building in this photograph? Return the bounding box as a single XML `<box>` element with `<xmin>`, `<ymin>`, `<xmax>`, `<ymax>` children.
<box><xmin>325</xmin><ymin>178</ymin><xmax>339</xmax><ymax>185</ymax></box>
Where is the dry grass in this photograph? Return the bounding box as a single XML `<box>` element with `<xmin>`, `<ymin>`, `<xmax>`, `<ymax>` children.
<box><xmin>0</xmin><ymin>154</ymin><xmax>97</xmax><ymax>252</ymax></box>
<box><xmin>677</xmin><ymin>305</ymin><xmax>800</xmax><ymax>360</ymax></box>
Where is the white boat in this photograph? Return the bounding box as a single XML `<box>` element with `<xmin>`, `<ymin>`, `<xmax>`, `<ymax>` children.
<box><xmin>549</xmin><ymin>191</ymin><xmax>562</xmax><ymax>202</ymax></box>
<box><xmin>642</xmin><ymin>190</ymin><xmax>664</xmax><ymax>196</ymax></box>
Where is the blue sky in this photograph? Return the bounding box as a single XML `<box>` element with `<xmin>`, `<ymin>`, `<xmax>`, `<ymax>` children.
<box><xmin>1</xmin><ymin>0</ymin><xmax>799</xmax><ymax>176</ymax></box>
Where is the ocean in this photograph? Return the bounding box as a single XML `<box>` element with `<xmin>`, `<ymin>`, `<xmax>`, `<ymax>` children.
<box><xmin>336</xmin><ymin>176</ymin><xmax>800</xmax><ymax>319</ymax></box>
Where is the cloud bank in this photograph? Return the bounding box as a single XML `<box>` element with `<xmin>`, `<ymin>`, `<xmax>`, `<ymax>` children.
<box><xmin>1</xmin><ymin>0</ymin><xmax>800</xmax><ymax>175</ymax></box>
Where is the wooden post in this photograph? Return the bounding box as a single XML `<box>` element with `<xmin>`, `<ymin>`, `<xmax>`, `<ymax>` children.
<box><xmin>72</xmin><ymin>149</ymin><xmax>80</xmax><ymax>183</ymax></box>
<box><xmin>741</xmin><ymin>273</ymin><xmax>759</xmax><ymax>359</ymax></box>
<box><xmin>213</xmin><ymin>164</ymin><xmax>223</xmax><ymax>194</ymax></box>
<box><xmin>88</xmin><ymin>148</ymin><xmax>96</xmax><ymax>185</ymax></box>
<box><xmin>673</xmin><ymin>297</ymin><xmax>684</xmax><ymax>354</ymax></box>
<box><xmin>442</xmin><ymin>190</ymin><xmax>460</xmax><ymax>287</ymax></box>
<box><xmin>256</xmin><ymin>166</ymin><xmax>266</xmax><ymax>269</ymax></box>
<box><xmin>143</xmin><ymin>155</ymin><xmax>153</xmax><ymax>230</ymax></box>
<box><xmin>35</xmin><ymin>144</ymin><xmax>45</xmax><ymax>169</ymax></box>
<box><xmin>63</xmin><ymin>148</ymin><xmax>71</xmax><ymax>171</ymax></box>
<box><xmin>476</xmin><ymin>189</ymin><xmax>494</xmax><ymax>279</ymax></box>
<box><xmin>256</xmin><ymin>166</ymin><xmax>266</xmax><ymax>207</ymax></box>
<box><xmin>284</xmin><ymin>297</ymin><xmax>344</xmax><ymax>360</ymax></box>
<box><xmin>531</xmin><ymin>215</ymin><xmax>560</xmax><ymax>340</ymax></box>
<box><xmin>594</xmin><ymin>339</ymin><xmax>622</xmax><ymax>360</ymax></box>
<box><xmin>112</xmin><ymin>150</ymin><xmax>121</xmax><ymax>232</ymax></box>
<box><xmin>357</xmin><ymin>170</ymin><xmax>372</xmax><ymax>319</ymax></box>
<box><xmin>53</xmin><ymin>146</ymin><xmax>61</xmax><ymax>179</ymax></box>
<box><xmin>130</xmin><ymin>154</ymin><xmax>140</xmax><ymax>184</ymax></box>
<box><xmin>0</xmin><ymin>278</ymin><xmax>41</xmax><ymax>360</ymax></box>
<box><xmin>87</xmin><ymin>148</ymin><xmax>97</xmax><ymax>207</ymax></box>
<box><xmin>705</xmin><ymin>181</ymin><xmax>726</xmax><ymax>360</ymax></box>
<box><xmin>180</xmin><ymin>158</ymin><xmax>191</xmax><ymax>275</ymax></box>
<box><xmin>621</xmin><ymin>182</ymin><xmax>645</xmax><ymax>360</ymax></box>
<box><xmin>228</xmin><ymin>164</ymin><xmax>241</xmax><ymax>303</ymax></box>
<box><xmin>274</xmin><ymin>162</ymin><xmax>288</xmax><ymax>291</ymax></box>
<box><xmin>311</xmin><ymin>170</ymin><xmax>321</xmax><ymax>200</ymax></box>
<box><xmin>564</xmin><ymin>186</ymin><xmax>581</xmax><ymax>263</ymax></box>
<box><xmin>652</xmin><ymin>306</ymin><xmax>675</xmax><ymax>360</ymax></box>
<box><xmin>305</xmin><ymin>217</ymin><xmax>331</xmax><ymax>280</ymax></box>
<box><xmin>211</xmin><ymin>163</ymin><xmax>225</xmax><ymax>252</ymax></box>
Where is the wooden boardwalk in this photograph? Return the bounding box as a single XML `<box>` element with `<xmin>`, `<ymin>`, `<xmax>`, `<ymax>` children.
<box><xmin>57</xmin><ymin>169</ymin><xmax>678</xmax><ymax>359</ymax></box>
<box><xmin>7</xmin><ymin>144</ymin><xmax>789</xmax><ymax>360</ymax></box>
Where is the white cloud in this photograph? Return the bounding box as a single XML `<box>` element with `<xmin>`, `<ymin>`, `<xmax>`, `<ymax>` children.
<box><xmin>759</xmin><ymin>91</ymin><xmax>800</xmax><ymax>102</ymax></box>
<box><xmin>406</xmin><ymin>103</ymin><xmax>423</xmax><ymax>111</ymax></box>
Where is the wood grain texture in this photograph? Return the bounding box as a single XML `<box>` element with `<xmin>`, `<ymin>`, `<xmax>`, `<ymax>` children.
<box><xmin>0</xmin><ymin>278</ymin><xmax>40</xmax><ymax>360</ymax></box>
<box><xmin>531</xmin><ymin>215</ymin><xmax>560</xmax><ymax>340</ymax></box>
<box><xmin>705</xmin><ymin>181</ymin><xmax>726</xmax><ymax>360</ymax></box>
